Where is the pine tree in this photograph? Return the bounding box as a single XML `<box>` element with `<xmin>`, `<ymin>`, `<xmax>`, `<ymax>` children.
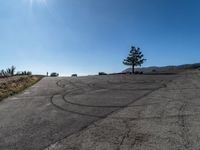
<box><xmin>123</xmin><ymin>46</ymin><xmax>146</xmax><ymax>73</ymax></box>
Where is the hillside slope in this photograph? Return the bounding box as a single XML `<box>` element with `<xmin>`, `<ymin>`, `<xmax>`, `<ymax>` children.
<box><xmin>123</xmin><ymin>63</ymin><xmax>200</xmax><ymax>73</ymax></box>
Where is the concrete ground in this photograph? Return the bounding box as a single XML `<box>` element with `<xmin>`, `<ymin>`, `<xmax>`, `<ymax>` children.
<box><xmin>0</xmin><ymin>70</ymin><xmax>200</xmax><ymax>150</ymax></box>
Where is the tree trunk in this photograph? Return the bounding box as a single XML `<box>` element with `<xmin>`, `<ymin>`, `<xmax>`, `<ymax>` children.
<box><xmin>132</xmin><ymin>65</ymin><xmax>135</xmax><ymax>74</ymax></box>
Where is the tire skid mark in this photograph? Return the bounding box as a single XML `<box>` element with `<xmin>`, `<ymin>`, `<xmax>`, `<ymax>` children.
<box><xmin>50</xmin><ymin>77</ymin><xmax>168</xmax><ymax>119</ymax></box>
<box><xmin>63</xmin><ymin>88</ymin><xmax>161</xmax><ymax>110</ymax></box>
<box><xmin>117</xmin><ymin>120</ymin><xmax>131</xmax><ymax>150</ymax></box>
<box><xmin>178</xmin><ymin>103</ymin><xmax>191</xmax><ymax>149</ymax></box>
<box><xmin>55</xmin><ymin>78</ymin><xmax>167</xmax><ymax>108</ymax></box>
<box><xmin>50</xmin><ymin>87</ymin><xmax>161</xmax><ymax>118</ymax></box>
<box><xmin>51</xmin><ymin>76</ymin><xmax>179</xmax><ymax>116</ymax></box>
<box><xmin>111</xmin><ymin>113</ymin><xmax>200</xmax><ymax>121</ymax></box>
<box><xmin>177</xmin><ymin>73</ymin><xmax>191</xmax><ymax>149</ymax></box>
<box><xmin>56</xmin><ymin>80</ymin><xmax>65</xmax><ymax>88</ymax></box>
<box><xmin>49</xmin><ymin>95</ymin><xmax>103</xmax><ymax>118</ymax></box>
<box><xmin>45</xmin><ymin>75</ymin><xmax>182</xmax><ymax>150</ymax></box>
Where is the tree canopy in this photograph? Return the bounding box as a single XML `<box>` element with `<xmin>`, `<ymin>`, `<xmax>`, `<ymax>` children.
<box><xmin>123</xmin><ymin>46</ymin><xmax>146</xmax><ymax>73</ymax></box>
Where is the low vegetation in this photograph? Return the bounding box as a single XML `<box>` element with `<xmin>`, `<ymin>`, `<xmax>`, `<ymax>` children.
<box><xmin>0</xmin><ymin>75</ymin><xmax>43</xmax><ymax>101</ymax></box>
<box><xmin>0</xmin><ymin>66</ymin><xmax>42</xmax><ymax>101</ymax></box>
<box><xmin>0</xmin><ymin>65</ymin><xmax>32</xmax><ymax>77</ymax></box>
<box><xmin>16</xmin><ymin>71</ymin><xmax>32</xmax><ymax>76</ymax></box>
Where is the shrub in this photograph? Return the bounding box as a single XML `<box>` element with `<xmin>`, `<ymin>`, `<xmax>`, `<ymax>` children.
<box><xmin>16</xmin><ymin>71</ymin><xmax>32</xmax><ymax>76</ymax></box>
<box><xmin>0</xmin><ymin>66</ymin><xmax>32</xmax><ymax>77</ymax></box>
<box><xmin>0</xmin><ymin>69</ymin><xmax>10</xmax><ymax>77</ymax></box>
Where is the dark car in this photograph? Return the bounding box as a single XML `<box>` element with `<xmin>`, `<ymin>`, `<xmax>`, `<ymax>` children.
<box><xmin>99</xmin><ymin>72</ymin><xmax>107</xmax><ymax>75</ymax></box>
<box><xmin>71</xmin><ymin>74</ymin><xmax>77</xmax><ymax>77</ymax></box>
<box><xmin>50</xmin><ymin>72</ymin><xmax>59</xmax><ymax>77</ymax></box>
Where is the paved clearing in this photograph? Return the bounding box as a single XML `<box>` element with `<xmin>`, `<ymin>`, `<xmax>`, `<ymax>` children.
<box><xmin>0</xmin><ymin>71</ymin><xmax>200</xmax><ymax>150</ymax></box>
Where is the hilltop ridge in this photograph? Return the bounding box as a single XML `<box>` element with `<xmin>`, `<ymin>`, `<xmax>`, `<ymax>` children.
<box><xmin>123</xmin><ymin>63</ymin><xmax>200</xmax><ymax>73</ymax></box>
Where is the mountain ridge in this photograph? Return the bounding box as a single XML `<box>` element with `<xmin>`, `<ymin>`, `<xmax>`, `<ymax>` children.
<box><xmin>123</xmin><ymin>63</ymin><xmax>200</xmax><ymax>73</ymax></box>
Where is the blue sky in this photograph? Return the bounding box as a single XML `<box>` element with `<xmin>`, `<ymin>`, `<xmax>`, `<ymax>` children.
<box><xmin>0</xmin><ymin>0</ymin><xmax>200</xmax><ymax>75</ymax></box>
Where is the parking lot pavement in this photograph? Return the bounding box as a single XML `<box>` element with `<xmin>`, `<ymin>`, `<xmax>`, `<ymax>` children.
<box><xmin>0</xmin><ymin>73</ymin><xmax>180</xmax><ymax>150</ymax></box>
<box><xmin>45</xmin><ymin>71</ymin><xmax>200</xmax><ymax>150</ymax></box>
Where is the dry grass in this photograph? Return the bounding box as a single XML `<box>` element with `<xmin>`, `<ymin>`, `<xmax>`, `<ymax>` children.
<box><xmin>0</xmin><ymin>75</ymin><xmax>43</xmax><ymax>101</ymax></box>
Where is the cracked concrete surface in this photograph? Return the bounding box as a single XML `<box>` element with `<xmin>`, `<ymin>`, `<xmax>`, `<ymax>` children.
<box><xmin>0</xmin><ymin>70</ymin><xmax>200</xmax><ymax>150</ymax></box>
<box><xmin>45</xmin><ymin>70</ymin><xmax>200</xmax><ymax>150</ymax></box>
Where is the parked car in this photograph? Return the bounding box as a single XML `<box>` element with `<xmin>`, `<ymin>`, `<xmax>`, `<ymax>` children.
<box><xmin>99</xmin><ymin>72</ymin><xmax>107</xmax><ymax>75</ymax></box>
<box><xmin>71</xmin><ymin>74</ymin><xmax>77</xmax><ymax>77</ymax></box>
<box><xmin>50</xmin><ymin>72</ymin><xmax>59</xmax><ymax>77</ymax></box>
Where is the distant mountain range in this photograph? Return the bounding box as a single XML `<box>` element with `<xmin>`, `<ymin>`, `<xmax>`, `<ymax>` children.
<box><xmin>123</xmin><ymin>63</ymin><xmax>200</xmax><ymax>73</ymax></box>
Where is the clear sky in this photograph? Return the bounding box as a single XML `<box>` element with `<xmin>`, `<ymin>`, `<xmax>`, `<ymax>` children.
<box><xmin>0</xmin><ymin>0</ymin><xmax>200</xmax><ymax>76</ymax></box>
